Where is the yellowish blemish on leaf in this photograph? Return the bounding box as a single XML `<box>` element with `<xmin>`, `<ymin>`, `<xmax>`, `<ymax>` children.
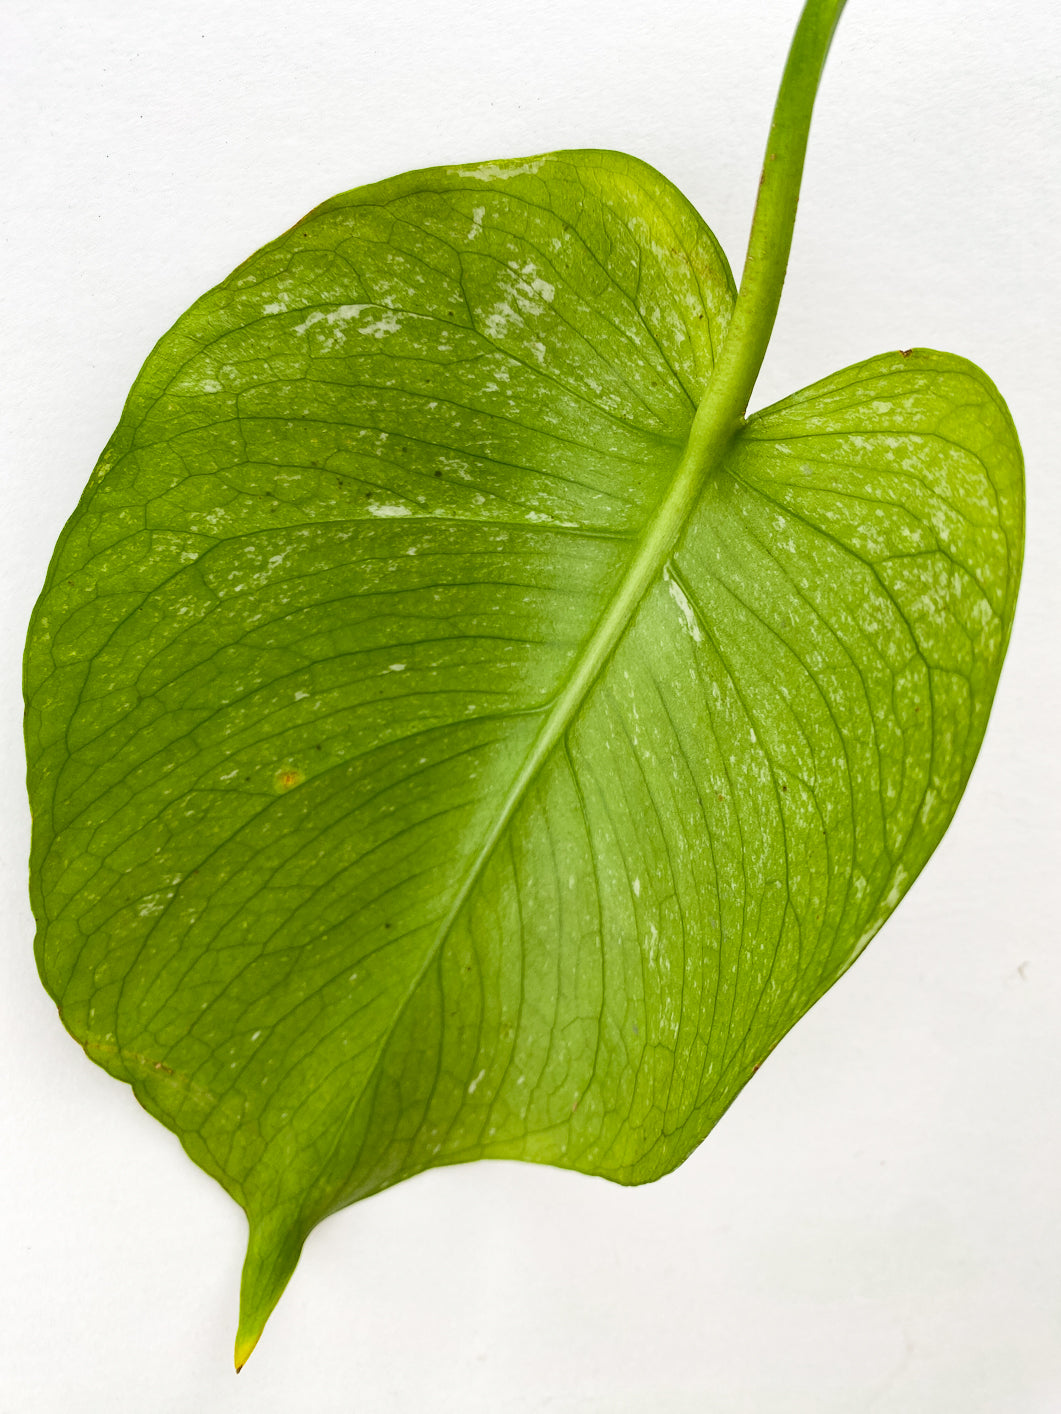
<box><xmin>274</xmin><ymin>766</ymin><xmax>304</xmax><ymax>792</ymax></box>
<box><xmin>83</xmin><ymin>1039</ymin><xmax>216</xmax><ymax>1108</ymax></box>
<box><xmin>234</xmin><ymin>1328</ymin><xmax>260</xmax><ymax>1373</ymax></box>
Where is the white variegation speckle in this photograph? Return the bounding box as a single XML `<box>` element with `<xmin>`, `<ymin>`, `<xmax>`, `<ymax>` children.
<box><xmin>662</xmin><ymin>564</ymin><xmax>702</xmax><ymax>643</ymax></box>
<box><xmin>361</xmin><ymin>311</ymin><xmax>401</xmax><ymax>338</ymax></box>
<box><xmin>462</xmin><ymin>158</ymin><xmax>545</xmax><ymax>182</ymax></box>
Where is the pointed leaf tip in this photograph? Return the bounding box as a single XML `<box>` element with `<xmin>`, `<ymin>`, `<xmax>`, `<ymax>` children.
<box><xmin>235</xmin><ymin>1213</ymin><xmax>306</xmax><ymax>1370</ymax></box>
<box><xmin>233</xmin><ymin>1329</ymin><xmax>258</xmax><ymax>1373</ymax></box>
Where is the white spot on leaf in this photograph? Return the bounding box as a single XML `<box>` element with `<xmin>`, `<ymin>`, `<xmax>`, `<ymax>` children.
<box><xmin>663</xmin><ymin>565</ymin><xmax>702</xmax><ymax>643</ymax></box>
<box><xmin>367</xmin><ymin>504</ymin><xmax>413</xmax><ymax>518</ymax></box>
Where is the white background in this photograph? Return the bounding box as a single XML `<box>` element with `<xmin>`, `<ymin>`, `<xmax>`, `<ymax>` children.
<box><xmin>2</xmin><ymin>1</ymin><xmax>1059</xmax><ymax>1409</ymax></box>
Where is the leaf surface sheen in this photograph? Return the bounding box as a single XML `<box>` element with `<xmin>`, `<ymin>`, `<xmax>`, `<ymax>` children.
<box><xmin>24</xmin><ymin>151</ymin><xmax>1022</xmax><ymax>1346</ymax></box>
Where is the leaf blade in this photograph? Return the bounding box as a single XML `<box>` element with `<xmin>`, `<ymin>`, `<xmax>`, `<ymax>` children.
<box><xmin>24</xmin><ymin>154</ymin><xmax>1022</xmax><ymax>1356</ymax></box>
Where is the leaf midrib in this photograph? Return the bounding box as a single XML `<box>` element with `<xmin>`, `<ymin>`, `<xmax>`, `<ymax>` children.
<box><xmin>301</xmin><ymin>382</ymin><xmax>746</xmax><ymax>1217</ymax></box>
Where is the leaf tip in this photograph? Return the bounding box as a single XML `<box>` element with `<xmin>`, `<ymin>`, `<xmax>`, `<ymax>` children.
<box><xmin>234</xmin><ymin>1209</ymin><xmax>306</xmax><ymax>1372</ymax></box>
<box><xmin>233</xmin><ymin>1327</ymin><xmax>259</xmax><ymax>1373</ymax></box>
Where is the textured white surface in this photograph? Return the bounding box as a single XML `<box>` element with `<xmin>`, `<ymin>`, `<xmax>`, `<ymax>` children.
<box><xmin>2</xmin><ymin>1</ymin><xmax>1058</xmax><ymax>1409</ymax></box>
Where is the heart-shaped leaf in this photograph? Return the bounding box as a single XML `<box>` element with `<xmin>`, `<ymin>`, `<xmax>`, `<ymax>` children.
<box><xmin>24</xmin><ymin>2</ymin><xmax>1023</xmax><ymax>1366</ymax></box>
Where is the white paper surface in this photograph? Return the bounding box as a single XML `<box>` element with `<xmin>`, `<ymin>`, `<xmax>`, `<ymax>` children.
<box><xmin>2</xmin><ymin>2</ymin><xmax>1058</xmax><ymax>1409</ymax></box>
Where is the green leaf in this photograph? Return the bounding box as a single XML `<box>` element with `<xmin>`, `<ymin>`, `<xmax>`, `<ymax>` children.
<box><xmin>23</xmin><ymin>10</ymin><xmax>1023</xmax><ymax>1366</ymax></box>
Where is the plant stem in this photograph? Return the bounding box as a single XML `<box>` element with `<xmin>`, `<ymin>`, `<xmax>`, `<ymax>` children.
<box><xmin>688</xmin><ymin>0</ymin><xmax>849</xmax><ymax>454</ymax></box>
